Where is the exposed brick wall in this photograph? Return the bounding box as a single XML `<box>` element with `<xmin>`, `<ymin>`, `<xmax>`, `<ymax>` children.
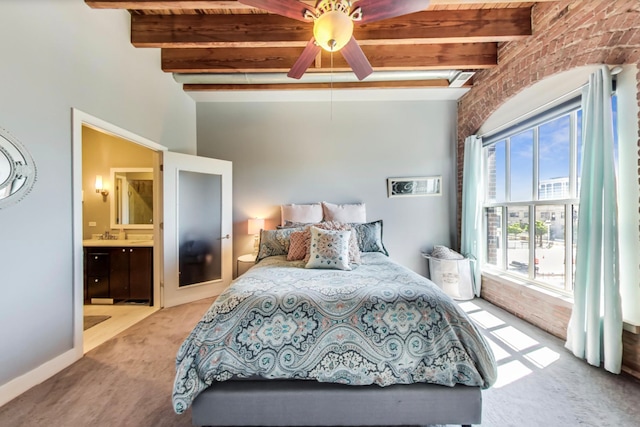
<box><xmin>458</xmin><ymin>0</ymin><xmax>640</xmax><ymax>379</ymax></box>
<box><xmin>457</xmin><ymin>0</ymin><xmax>640</xmax><ymax>232</ymax></box>
<box><xmin>481</xmin><ymin>273</ymin><xmax>572</xmax><ymax>339</ymax></box>
<box><xmin>623</xmin><ymin>331</ymin><xmax>640</xmax><ymax>378</ymax></box>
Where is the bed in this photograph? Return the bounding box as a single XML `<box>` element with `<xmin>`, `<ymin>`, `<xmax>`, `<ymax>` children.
<box><xmin>173</xmin><ymin>209</ymin><xmax>496</xmax><ymax>426</ymax></box>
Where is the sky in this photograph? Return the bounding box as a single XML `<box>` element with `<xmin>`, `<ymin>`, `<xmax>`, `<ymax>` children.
<box><xmin>489</xmin><ymin>96</ymin><xmax>618</xmax><ymax>203</ymax></box>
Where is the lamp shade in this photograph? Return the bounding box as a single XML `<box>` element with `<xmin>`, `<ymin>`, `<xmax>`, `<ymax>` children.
<box><xmin>95</xmin><ymin>175</ymin><xmax>103</xmax><ymax>192</ymax></box>
<box><xmin>313</xmin><ymin>10</ymin><xmax>353</xmax><ymax>52</ymax></box>
<box><xmin>248</xmin><ymin>218</ymin><xmax>265</xmax><ymax>235</ymax></box>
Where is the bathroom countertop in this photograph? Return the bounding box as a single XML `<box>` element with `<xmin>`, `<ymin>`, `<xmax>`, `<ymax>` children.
<box><xmin>83</xmin><ymin>237</ymin><xmax>154</xmax><ymax>247</ymax></box>
<box><xmin>83</xmin><ymin>239</ymin><xmax>154</xmax><ymax>247</ymax></box>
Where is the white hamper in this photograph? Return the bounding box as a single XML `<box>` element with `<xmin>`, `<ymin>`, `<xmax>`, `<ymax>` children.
<box><xmin>424</xmin><ymin>255</ymin><xmax>475</xmax><ymax>301</ymax></box>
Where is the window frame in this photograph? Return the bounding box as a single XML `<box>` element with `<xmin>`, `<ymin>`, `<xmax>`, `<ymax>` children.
<box><xmin>481</xmin><ymin>98</ymin><xmax>583</xmax><ymax>295</ymax></box>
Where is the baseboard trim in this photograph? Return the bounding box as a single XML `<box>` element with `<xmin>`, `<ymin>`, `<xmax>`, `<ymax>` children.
<box><xmin>0</xmin><ymin>348</ymin><xmax>81</xmax><ymax>408</ymax></box>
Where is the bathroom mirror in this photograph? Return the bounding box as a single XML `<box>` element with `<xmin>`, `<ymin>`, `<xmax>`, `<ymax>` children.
<box><xmin>0</xmin><ymin>127</ymin><xmax>37</xmax><ymax>209</ymax></box>
<box><xmin>110</xmin><ymin>167</ymin><xmax>154</xmax><ymax>229</ymax></box>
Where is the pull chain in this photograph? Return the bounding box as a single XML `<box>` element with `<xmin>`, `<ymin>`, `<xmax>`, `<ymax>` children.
<box><xmin>330</xmin><ymin>50</ymin><xmax>334</xmax><ymax>121</ymax></box>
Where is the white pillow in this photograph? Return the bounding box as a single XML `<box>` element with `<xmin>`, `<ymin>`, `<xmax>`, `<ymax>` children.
<box><xmin>280</xmin><ymin>203</ymin><xmax>323</xmax><ymax>225</ymax></box>
<box><xmin>305</xmin><ymin>227</ymin><xmax>351</xmax><ymax>271</ymax></box>
<box><xmin>322</xmin><ymin>202</ymin><xmax>366</xmax><ymax>223</ymax></box>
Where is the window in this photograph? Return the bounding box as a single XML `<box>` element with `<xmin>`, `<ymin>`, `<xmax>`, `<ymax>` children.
<box><xmin>483</xmin><ymin>96</ymin><xmax>618</xmax><ymax>293</ymax></box>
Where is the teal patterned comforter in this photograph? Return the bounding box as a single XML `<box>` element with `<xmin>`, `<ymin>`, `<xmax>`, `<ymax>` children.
<box><xmin>172</xmin><ymin>253</ymin><xmax>497</xmax><ymax>414</ymax></box>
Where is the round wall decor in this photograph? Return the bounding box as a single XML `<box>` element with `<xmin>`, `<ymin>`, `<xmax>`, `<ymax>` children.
<box><xmin>0</xmin><ymin>127</ymin><xmax>37</xmax><ymax>209</ymax></box>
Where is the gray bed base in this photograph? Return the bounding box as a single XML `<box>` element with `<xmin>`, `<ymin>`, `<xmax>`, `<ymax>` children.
<box><xmin>191</xmin><ymin>379</ymin><xmax>482</xmax><ymax>427</ymax></box>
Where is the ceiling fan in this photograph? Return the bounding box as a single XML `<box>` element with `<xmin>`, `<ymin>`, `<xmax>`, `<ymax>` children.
<box><xmin>239</xmin><ymin>0</ymin><xmax>431</xmax><ymax>80</ymax></box>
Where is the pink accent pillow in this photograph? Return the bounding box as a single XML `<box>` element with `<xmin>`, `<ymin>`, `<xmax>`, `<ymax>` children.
<box><xmin>287</xmin><ymin>231</ymin><xmax>309</xmax><ymax>261</ymax></box>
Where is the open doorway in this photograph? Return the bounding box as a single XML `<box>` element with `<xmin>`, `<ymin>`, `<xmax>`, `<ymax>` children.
<box><xmin>72</xmin><ymin>109</ymin><xmax>166</xmax><ymax>355</ymax></box>
<box><xmin>72</xmin><ymin>109</ymin><xmax>233</xmax><ymax>356</ymax></box>
<box><xmin>81</xmin><ymin>125</ymin><xmax>158</xmax><ymax>352</ymax></box>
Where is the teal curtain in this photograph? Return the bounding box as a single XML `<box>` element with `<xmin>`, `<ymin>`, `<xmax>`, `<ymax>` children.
<box><xmin>460</xmin><ymin>135</ymin><xmax>484</xmax><ymax>296</ymax></box>
<box><xmin>565</xmin><ymin>66</ymin><xmax>623</xmax><ymax>373</ymax></box>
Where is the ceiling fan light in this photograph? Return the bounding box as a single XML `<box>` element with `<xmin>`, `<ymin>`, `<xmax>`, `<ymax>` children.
<box><xmin>313</xmin><ymin>10</ymin><xmax>353</xmax><ymax>52</ymax></box>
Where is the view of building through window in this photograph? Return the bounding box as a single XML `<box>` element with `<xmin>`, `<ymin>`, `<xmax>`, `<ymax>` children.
<box><xmin>483</xmin><ymin>96</ymin><xmax>617</xmax><ymax>292</ymax></box>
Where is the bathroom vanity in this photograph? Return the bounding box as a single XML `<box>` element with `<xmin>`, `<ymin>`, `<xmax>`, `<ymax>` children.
<box><xmin>83</xmin><ymin>238</ymin><xmax>153</xmax><ymax>305</ymax></box>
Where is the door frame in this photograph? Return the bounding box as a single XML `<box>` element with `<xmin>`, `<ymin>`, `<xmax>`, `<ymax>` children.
<box><xmin>71</xmin><ymin>108</ymin><xmax>167</xmax><ymax>357</ymax></box>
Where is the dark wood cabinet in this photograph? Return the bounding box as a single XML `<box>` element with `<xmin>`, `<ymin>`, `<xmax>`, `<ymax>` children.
<box><xmin>128</xmin><ymin>248</ymin><xmax>153</xmax><ymax>300</ymax></box>
<box><xmin>85</xmin><ymin>251</ymin><xmax>110</xmax><ymax>300</ymax></box>
<box><xmin>109</xmin><ymin>248</ymin><xmax>131</xmax><ymax>300</ymax></box>
<box><xmin>84</xmin><ymin>246</ymin><xmax>153</xmax><ymax>305</ymax></box>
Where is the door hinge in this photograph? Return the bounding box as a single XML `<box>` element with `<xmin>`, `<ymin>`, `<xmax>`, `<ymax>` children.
<box><xmin>160</xmin><ymin>164</ymin><xmax>163</xmax><ymax>172</ymax></box>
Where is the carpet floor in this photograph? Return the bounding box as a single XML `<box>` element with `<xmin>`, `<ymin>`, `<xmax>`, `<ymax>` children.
<box><xmin>1</xmin><ymin>297</ymin><xmax>639</xmax><ymax>427</ymax></box>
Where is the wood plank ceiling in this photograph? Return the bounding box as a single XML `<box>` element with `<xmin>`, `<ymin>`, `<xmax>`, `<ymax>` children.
<box><xmin>85</xmin><ymin>0</ymin><xmax>555</xmax><ymax>91</ymax></box>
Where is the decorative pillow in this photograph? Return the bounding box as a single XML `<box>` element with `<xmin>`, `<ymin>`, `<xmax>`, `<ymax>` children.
<box><xmin>280</xmin><ymin>203</ymin><xmax>323</xmax><ymax>226</ymax></box>
<box><xmin>322</xmin><ymin>202</ymin><xmax>366</xmax><ymax>223</ymax></box>
<box><xmin>351</xmin><ymin>220</ymin><xmax>389</xmax><ymax>256</ymax></box>
<box><xmin>305</xmin><ymin>227</ymin><xmax>351</xmax><ymax>271</ymax></box>
<box><xmin>287</xmin><ymin>231</ymin><xmax>308</xmax><ymax>261</ymax></box>
<box><xmin>256</xmin><ymin>227</ymin><xmax>302</xmax><ymax>262</ymax></box>
<box><xmin>301</xmin><ymin>221</ymin><xmax>361</xmax><ymax>265</ymax></box>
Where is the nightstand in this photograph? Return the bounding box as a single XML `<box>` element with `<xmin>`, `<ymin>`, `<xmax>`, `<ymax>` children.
<box><xmin>237</xmin><ymin>254</ymin><xmax>256</xmax><ymax>277</ymax></box>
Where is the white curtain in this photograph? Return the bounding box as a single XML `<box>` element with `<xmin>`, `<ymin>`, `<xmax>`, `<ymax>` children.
<box><xmin>460</xmin><ymin>135</ymin><xmax>484</xmax><ymax>296</ymax></box>
<box><xmin>565</xmin><ymin>66</ymin><xmax>623</xmax><ymax>373</ymax></box>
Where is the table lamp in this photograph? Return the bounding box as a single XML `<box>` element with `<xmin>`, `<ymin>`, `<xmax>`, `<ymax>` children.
<box><xmin>247</xmin><ymin>218</ymin><xmax>264</xmax><ymax>256</ymax></box>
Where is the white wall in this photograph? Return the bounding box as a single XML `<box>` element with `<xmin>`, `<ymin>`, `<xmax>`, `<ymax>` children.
<box><xmin>0</xmin><ymin>0</ymin><xmax>196</xmax><ymax>391</ymax></box>
<box><xmin>196</xmin><ymin>99</ymin><xmax>458</xmax><ymax>275</ymax></box>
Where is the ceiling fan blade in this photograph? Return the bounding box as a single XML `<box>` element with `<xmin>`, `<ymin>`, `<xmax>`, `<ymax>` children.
<box><xmin>355</xmin><ymin>0</ymin><xmax>431</xmax><ymax>24</ymax></box>
<box><xmin>288</xmin><ymin>38</ymin><xmax>322</xmax><ymax>79</ymax></box>
<box><xmin>238</xmin><ymin>0</ymin><xmax>315</xmax><ymax>22</ymax></box>
<box><xmin>340</xmin><ymin>37</ymin><xmax>373</xmax><ymax>81</ymax></box>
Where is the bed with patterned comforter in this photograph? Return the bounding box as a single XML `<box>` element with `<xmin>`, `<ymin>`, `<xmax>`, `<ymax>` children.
<box><xmin>172</xmin><ymin>252</ymin><xmax>497</xmax><ymax>414</ymax></box>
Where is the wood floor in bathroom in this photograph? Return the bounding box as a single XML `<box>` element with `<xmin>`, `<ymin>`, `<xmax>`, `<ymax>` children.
<box><xmin>83</xmin><ymin>303</ymin><xmax>158</xmax><ymax>353</ymax></box>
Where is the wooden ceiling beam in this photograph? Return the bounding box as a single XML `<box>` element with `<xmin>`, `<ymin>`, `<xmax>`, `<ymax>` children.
<box><xmin>161</xmin><ymin>43</ymin><xmax>497</xmax><ymax>73</ymax></box>
<box><xmin>132</xmin><ymin>14</ymin><xmax>312</xmax><ymax>47</ymax></box>
<box><xmin>131</xmin><ymin>8</ymin><xmax>531</xmax><ymax>48</ymax></box>
<box><xmin>86</xmin><ymin>0</ymin><xmax>265</xmax><ymax>9</ymax></box>
<box><xmin>86</xmin><ymin>0</ymin><xmax>556</xmax><ymax>11</ymax></box>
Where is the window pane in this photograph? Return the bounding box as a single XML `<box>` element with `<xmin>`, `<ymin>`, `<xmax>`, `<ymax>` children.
<box><xmin>539</xmin><ymin>115</ymin><xmax>570</xmax><ymax>200</ymax></box>
<box><xmin>534</xmin><ymin>205</ymin><xmax>565</xmax><ymax>288</ymax></box>
<box><xmin>509</xmin><ymin>130</ymin><xmax>534</xmax><ymax>202</ymax></box>
<box><xmin>485</xmin><ymin>207</ymin><xmax>503</xmax><ymax>268</ymax></box>
<box><xmin>486</xmin><ymin>140</ymin><xmax>506</xmax><ymax>203</ymax></box>
<box><xmin>506</xmin><ymin>206</ymin><xmax>529</xmax><ymax>277</ymax></box>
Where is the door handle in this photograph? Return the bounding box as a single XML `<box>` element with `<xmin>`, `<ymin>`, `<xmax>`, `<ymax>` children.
<box><xmin>217</xmin><ymin>234</ymin><xmax>230</xmax><ymax>240</ymax></box>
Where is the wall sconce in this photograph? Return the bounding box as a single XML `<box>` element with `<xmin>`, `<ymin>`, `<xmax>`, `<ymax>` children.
<box><xmin>247</xmin><ymin>218</ymin><xmax>265</xmax><ymax>256</ymax></box>
<box><xmin>95</xmin><ymin>175</ymin><xmax>109</xmax><ymax>201</ymax></box>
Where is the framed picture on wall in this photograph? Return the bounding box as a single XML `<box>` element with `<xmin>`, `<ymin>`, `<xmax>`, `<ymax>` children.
<box><xmin>387</xmin><ymin>176</ymin><xmax>442</xmax><ymax>198</ymax></box>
